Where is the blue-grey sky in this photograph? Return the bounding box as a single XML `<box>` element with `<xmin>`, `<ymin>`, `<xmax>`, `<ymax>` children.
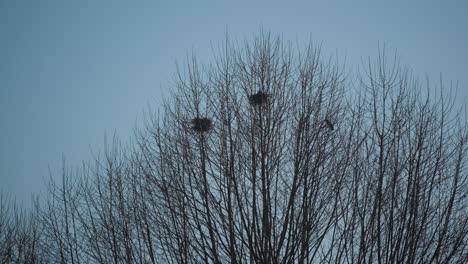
<box><xmin>1</xmin><ymin>0</ymin><xmax>467</xmax><ymax>205</ymax></box>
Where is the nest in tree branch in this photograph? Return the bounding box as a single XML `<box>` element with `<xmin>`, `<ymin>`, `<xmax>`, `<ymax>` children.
<box><xmin>248</xmin><ymin>91</ymin><xmax>270</xmax><ymax>106</ymax></box>
<box><xmin>191</xmin><ymin>117</ymin><xmax>213</xmax><ymax>133</ymax></box>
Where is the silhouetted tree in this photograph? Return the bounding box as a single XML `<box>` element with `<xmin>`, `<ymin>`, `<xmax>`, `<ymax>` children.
<box><xmin>0</xmin><ymin>32</ymin><xmax>466</xmax><ymax>263</ymax></box>
<box><xmin>136</xmin><ymin>33</ymin><xmax>467</xmax><ymax>263</ymax></box>
<box><xmin>0</xmin><ymin>193</ymin><xmax>44</xmax><ymax>263</ymax></box>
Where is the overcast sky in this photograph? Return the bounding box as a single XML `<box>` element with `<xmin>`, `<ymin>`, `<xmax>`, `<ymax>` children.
<box><xmin>1</xmin><ymin>0</ymin><xmax>467</xmax><ymax>205</ymax></box>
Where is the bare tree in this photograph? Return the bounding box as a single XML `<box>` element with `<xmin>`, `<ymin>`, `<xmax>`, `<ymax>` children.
<box><xmin>135</xmin><ymin>33</ymin><xmax>467</xmax><ymax>263</ymax></box>
<box><xmin>0</xmin><ymin>193</ymin><xmax>44</xmax><ymax>263</ymax></box>
<box><xmin>1</xmin><ymin>32</ymin><xmax>466</xmax><ymax>263</ymax></box>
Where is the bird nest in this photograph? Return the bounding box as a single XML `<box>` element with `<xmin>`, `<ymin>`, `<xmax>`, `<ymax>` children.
<box><xmin>191</xmin><ymin>117</ymin><xmax>213</xmax><ymax>133</ymax></box>
<box><xmin>248</xmin><ymin>91</ymin><xmax>270</xmax><ymax>106</ymax></box>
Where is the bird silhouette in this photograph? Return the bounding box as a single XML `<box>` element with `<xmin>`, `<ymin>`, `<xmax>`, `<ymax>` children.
<box><xmin>325</xmin><ymin>119</ymin><xmax>334</xmax><ymax>130</ymax></box>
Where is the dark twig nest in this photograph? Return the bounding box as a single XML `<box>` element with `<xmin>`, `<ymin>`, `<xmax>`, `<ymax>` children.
<box><xmin>191</xmin><ymin>117</ymin><xmax>213</xmax><ymax>133</ymax></box>
<box><xmin>248</xmin><ymin>91</ymin><xmax>270</xmax><ymax>106</ymax></box>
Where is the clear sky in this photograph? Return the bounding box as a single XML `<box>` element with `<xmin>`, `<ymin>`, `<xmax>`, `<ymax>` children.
<box><xmin>1</xmin><ymin>0</ymin><xmax>467</xmax><ymax>205</ymax></box>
